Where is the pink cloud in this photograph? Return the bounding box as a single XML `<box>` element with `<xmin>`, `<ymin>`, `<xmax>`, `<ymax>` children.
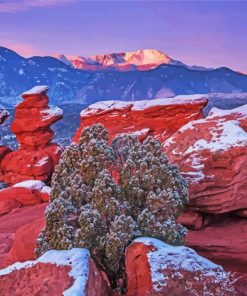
<box><xmin>1</xmin><ymin>39</ymin><xmax>47</xmax><ymax>57</ymax></box>
<box><xmin>0</xmin><ymin>0</ymin><xmax>77</xmax><ymax>13</ymax></box>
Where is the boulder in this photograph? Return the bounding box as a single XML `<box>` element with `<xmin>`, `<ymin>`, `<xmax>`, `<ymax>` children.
<box><xmin>163</xmin><ymin>104</ymin><xmax>247</xmax><ymax>214</ymax></box>
<box><xmin>0</xmin><ymin>203</ymin><xmax>47</xmax><ymax>267</ymax></box>
<box><xmin>0</xmin><ymin>248</ymin><xmax>109</xmax><ymax>296</ymax></box>
<box><xmin>1</xmin><ymin>86</ymin><xmax>63</xmax><ymax>185</ymax></box>
<box><xmin>74</xmin><ymin>95</ymin><xmax>207</xmax><ymax>143</ymax></box>
<box><xmin>125</xmin><ymin>237</ymin><xmax>243</xmax><ymax>296</ymax></box>
<box><xmin>3</xmin><ymin>218</ymin><xmax>45</xmax><ymax>267</ymax></box>
<box><xmin>0</xmin><ymin>180</ymin><xmax>50</xmax><ymax>215</ymax></box>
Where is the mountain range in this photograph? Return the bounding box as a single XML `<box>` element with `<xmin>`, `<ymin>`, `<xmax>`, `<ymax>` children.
<box><xmin>0</xmin><ymin>46</ymin><xmax>247</xmax><ymax>108</ymax></box>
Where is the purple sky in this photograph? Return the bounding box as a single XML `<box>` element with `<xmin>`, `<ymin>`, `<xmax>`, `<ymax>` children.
<box><xmin>0</xmin><ymin>0</ymin><xmax>246</xmax><ymax>72</ymax></box>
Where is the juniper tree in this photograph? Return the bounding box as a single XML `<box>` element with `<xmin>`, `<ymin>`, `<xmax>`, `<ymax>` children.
<box><xmin>36</xmin><ymin>124</ymin><xmax>188</xmax><ymax>289</ymax></box>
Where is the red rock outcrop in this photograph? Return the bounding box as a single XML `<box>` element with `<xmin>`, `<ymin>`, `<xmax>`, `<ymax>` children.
<box><xmin>162</xmin><ymin>104</ymin><xmax>247</xmax><ymax>275</ymax></box>
<box><xmin>0</xmin><ymin>203</ymin><xmax>47</xmax><ymax>268</ymax></box>
<box><xmin>75</xmin><ymin>99</ymin><xmax>247</xmax><ymax>277</ymax></box>
<box><xmin>187</xmin><ymin>214</ymin><xmax>247</xmax><ymax>273</ymax></box>
<box><xmin>74</xmin><ymin>95</ymin><xmax>207</xmax><ymax>143</ymax></box>
<box><xmin>1</xmin><ymin>86</ymin><xmax>63</xmax><ymax>185</ymax></box>
<box><xmin>0</xmin><ymin>109</ymin><xmax>12</xmax><ymax>181</ymax></box>
<box><xmin>0</xmin><ymin>180</ymin><xmax>50</xmax><ymax>215</ymax></box>
<box><xmin>0</xmin><ymin>248</ymin><xmax>109</xmax><ymax>296</ymax></box>
<box><xmin>3</xmin><ymin>217</ymin><xmax>45</xmax><ymax>267</ymax></box>
<box><xmin>125</xmin><ymin>237</ymin><xmax>242</xmax><ymax>296</ymax></box>
<box><xmin>163</xmin><ymin>104</ymin><xmax>247</xmax><ymax>214</ymax></box>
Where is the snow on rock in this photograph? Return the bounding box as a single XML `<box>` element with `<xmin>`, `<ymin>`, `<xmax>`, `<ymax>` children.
<box><xmin>0</xmin><ymin>180</ymin><xmax>50</xmax><ymax>215</ymax></box>
<box><xmin>163</xmin><ymin>103</ymin><xmax>247</xmax><ymax>214</ymax></box>
<box><xmin>13</xmin><ymin>180</ymin><xmax>50</xmax><ymax>202</ymax></box>
<box><xmin>74</xmin><ymin>95</ymin><xmax>207</xmax><ymax>143</ymax></box>
<box><xmin>1</xmin><ymin>86</ymin><xmax>63</xmax><ymax>185</ymax></box>
<box><xmin>0</xmin><ymin>248</ymin><xmax>109</xmax><ymax>296</ymax></box>
<box><xmin>162</xmin><ymin>103</ymin><xmax>247</xmax><ymax>277</ymax></box>
<box><xmin>22</xmin><ymin>85</ymin><xmax>49</xmax><ymax>96</ymax></box>
<box><xmin>41</xmin><ymin>106</ymin><xmax>63</xmax><ymax>121</ymax></box>
<box><xmin>125</xmin><ymin>237</ymin><xmax>242</xmax><ymax>296</ymax></box>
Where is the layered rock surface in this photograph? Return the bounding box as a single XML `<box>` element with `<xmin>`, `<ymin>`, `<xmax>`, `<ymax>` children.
<box><xmin>1</xmin><ymin>86</ymin><xmax>63</xmax><ymax>185</ymax></box>
<box><xmin>163</xmin><ymin>104</ymin><xmax>247</xmax><ymax>214</ymax></box>
<box><xmin>163</xmin><ymin>104</ymin><xmax>247</xmax><ymax>274</ymax></box>
<box><xmin>74</xmin><ymin>95</ymin><xmax>207</xmax><ymax>143</ymax></box>
<box><xmin>0</xmin><ymin>248</ymin><xmax>109</xmax><ymax>296</ymax></box>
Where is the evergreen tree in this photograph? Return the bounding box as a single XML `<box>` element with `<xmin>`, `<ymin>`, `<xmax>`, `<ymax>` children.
<box><xmin>36</xmin><ymin>124</ymin><xmax>188</xmax><ymax>289</ymax></box>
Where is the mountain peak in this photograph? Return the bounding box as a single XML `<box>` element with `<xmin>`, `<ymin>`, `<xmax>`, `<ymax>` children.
<box><xmin>54</xmin><ymin>48</ymin><xmax>181</xmax><ymax>71</ymax></box>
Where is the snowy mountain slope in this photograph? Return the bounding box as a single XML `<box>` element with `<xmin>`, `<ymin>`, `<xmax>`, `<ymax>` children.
<box><xmin>0</xmin><ymin>46</ymin><xmax>247</xmax><ymax>107</ymax></box>
<box><xmin>54</xmin><ymin>48</ymin><xmax>210</xmax><ymax>71</ymax></box>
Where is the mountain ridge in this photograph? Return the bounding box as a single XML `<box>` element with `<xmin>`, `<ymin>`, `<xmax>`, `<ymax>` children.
<box><xmin>0</xmin><ymin>46</ymin><xmax>247</xmax><ymax>108</ymax></box>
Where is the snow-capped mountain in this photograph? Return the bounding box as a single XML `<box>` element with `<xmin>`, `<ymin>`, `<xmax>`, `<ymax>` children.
<box><xmin>54</xmin><ymin>49</ymin><xmax>208</xmax><ymax>71</ymax></box>
<box><xmin>0</xmin><ymin>46</ymin><xmax>247</xmax><ymax>108</ymax></box>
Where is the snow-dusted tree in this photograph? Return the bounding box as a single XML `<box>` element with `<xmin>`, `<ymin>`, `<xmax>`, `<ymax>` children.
<box><xmin>36</xmin><ymin>124</ymin><xmax>188</xmax><ymax>289</ymax></box>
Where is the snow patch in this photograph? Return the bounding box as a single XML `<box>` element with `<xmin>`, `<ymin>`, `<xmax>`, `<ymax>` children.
<box><xmin>80</xmin><ymin>94</ymin><xmax>206</xmax><ymax>117</ymax></box>
<box><xmin>185</xmin><ymin>120</ymin><xmax>247</xmax><ymax>153</ymax></box>
<box><xmin>0</xmin><ymin>248</ymin><xmax>90</xmax><ymax>296</ymax></box>
<box><xmin>13</xmin><ymin>180</ymin><xmax>46</xmax><ymax>191</ymax></box>
<box><xmin>134</xmin><ymin>237</ymin><xmax>231</xmax><ymax>292</ymax></box>
<box><xmin>22</xmin><ymin>85</ymin><xmax>49</xmax><ymax>96</ymax></box>
<box><xmin>41</xmin><ymin>106</ymin><xmax>63</xmax><ymax>120</ymax></box>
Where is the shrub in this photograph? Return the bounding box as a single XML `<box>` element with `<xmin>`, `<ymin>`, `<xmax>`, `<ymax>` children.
<box><xmin>36</xmin><ymin>124</ymin><xmax>188</xmax><ymax>289</ymax></box>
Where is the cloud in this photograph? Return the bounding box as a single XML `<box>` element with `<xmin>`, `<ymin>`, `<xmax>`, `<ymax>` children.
<box><xmin>1</xmin><ymin>39</ymin><xmax>47</xmax><ymax>57</ymax></box>
<box><xmin>0</xmin><ymin>0</ymin><xmax>77</xmax><ymax>13</ymax></box>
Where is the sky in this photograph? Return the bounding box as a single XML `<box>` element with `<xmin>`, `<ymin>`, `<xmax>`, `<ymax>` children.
<box><xmin>0</xmin><ymin>0</ymin><xmax>246</xmax><ymax>72</ymax></box>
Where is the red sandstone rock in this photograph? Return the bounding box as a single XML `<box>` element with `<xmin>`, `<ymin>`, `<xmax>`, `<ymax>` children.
<box><xmin>0</xmin><ymin>203</ymin><xmax>47</xmax><ymax>268</ymax></box>
<box><xmin>126</xmin><ymin>237</ymin><xmax>239</xmax><ymax>296</ymax></box>
<box><xmin>0</xmin><ymin>110</ymin><xmax>12</xmax><ymax>181</ymax></box>
<box><xmin>3</xmin><ymin>218</ymin><xmax>45</xmax><ymax>267</ymax></box>
<box><xmin>187</xmin><ymin>215</ymin><xmax>247</xmax><ymax>274</ymax></box>
<box><xmin>74</xmin><ymin>95</ymin><xmax>207</xmax><ymax>143</ymax></box>
<box><xmin>177</xmin><ymin>209</ymin><xmax>203</xmax><ymax>230</ymax></box>
<box><xmin>1</xmin><ymin>86</ymin><xmax>63</xmax><ymax>185</ymax></box>
<box><xmin>163</xmin><ymin>104</ymin><xmax>247</xmax><ymax>214</ymax></box>
<box><xmin>0</xmin><ymin>248</ymin><xmax>109</xmax><ymax>296</ymax></box>
<box><xmin>0</xmin><ymin>180</ymin><xmax>50</xmax><ymax>215</ymax></box>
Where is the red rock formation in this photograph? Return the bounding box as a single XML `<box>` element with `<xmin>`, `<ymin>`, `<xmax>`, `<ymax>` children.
<box><xmin>162</xmin><ymin>104</ymin><xmax>247</xmax><ymax>275</ymax></box>
<box><xmin>177</xmin><ymin>209</ymin><xmax>203</xmax><ymax>230</ymax></box>
<box><xmin>125</xmin><ymin>238</ymin><xmax>242</xmax><ymax>296</ymax></box>
<box><xmin>0</xmin><ymin>248</ymin><xmax>109</xmax><ymax>296</ymax></box>
<box><xmin>3</xmin><ymin>218</ymin><xmax>45</xmax><ymax>267</ymax></box>
<box><xmin>74</xmin><ymin>99</ymin><xmax>247</xmax><ymax>277</ymax></box>
<box><xmin>0</xmin><ymin>180</ymin><xmax>50</xmax><ymax>215</ymax></box>
<box><xmin>163</xmin><ymin>104</ymin><xmax>247</xmax><ymax>214</ymax></box>
<box><xmin>1</xmin><ymin>86</ymin><xmax>63</xmax><ymax>185</ymax></box>
<box><xmin>0</xmin><ymin>203</ymin><xmax>47</xmax><ymax>268</ymax></box>
<box><xmin>187</xmin><ymin>215</ymin><xmax>247</xmax><ymax>274</ymax></box>
<box><xmin>74</xmin><ymin>95</ymin><xmax>207</xmax><ymax>143</ymax></box>
<box><xmin>0</xmin><ymin>109</ymin><xmax>12</xmax><ymax>181</ymax></box>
